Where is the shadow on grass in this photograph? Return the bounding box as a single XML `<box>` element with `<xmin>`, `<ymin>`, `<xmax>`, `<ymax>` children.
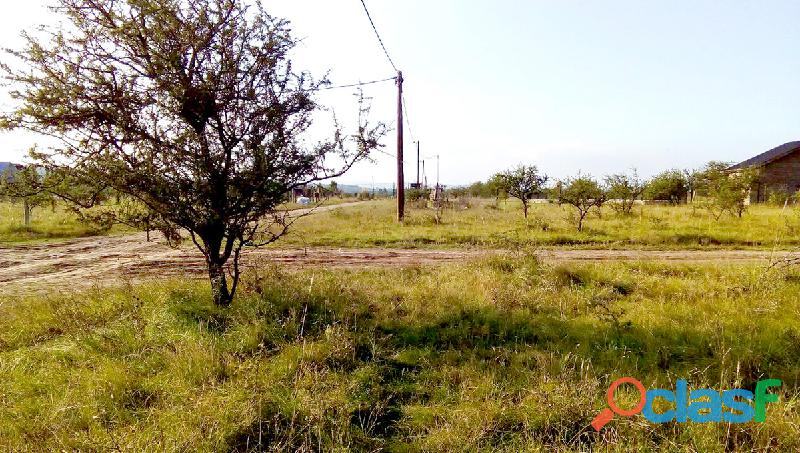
<box><xmin>165</xmin><ymin>270</ymin><xmax>800</xmax><ymax>451</ymax></box>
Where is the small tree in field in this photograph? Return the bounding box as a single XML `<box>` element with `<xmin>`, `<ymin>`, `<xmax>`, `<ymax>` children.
<box><xmin>697</xmin><ymin>161</ymin><xmax>758</xmax><ymax>219</ymax></box>
<box><xmin>2</xmin><ymin>0</ymin><xmax>385</xmax><ymax>306</ymax></box>
<box><xmin>683</xmin><ymin>168</ymin><xmax>701</xmax><ymax>203</ymax></box>
<box><xmin>0</xmin><ymin>164</ymin><xmax>56</xmax><ymax>227</ymax></box>
<box><xmin>493</xmin><ymin>165</ymin><xmax>548</xmax><ymax>218</ymax></box>
<box><xmin>559</xmin><ymin>176</ymin><xmax>606</xmax><ymax>231</ymax></box>
<box><xmin>605</xmin><ymin>170</ymin><xmax>644</xmax><ymax>215</ymax></box>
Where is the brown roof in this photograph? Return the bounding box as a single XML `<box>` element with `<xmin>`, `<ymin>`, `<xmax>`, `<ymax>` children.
<box><xmin>729</xmin><ymin>141</ymin><xmax>800</xmax><ymax>170</ymax></box>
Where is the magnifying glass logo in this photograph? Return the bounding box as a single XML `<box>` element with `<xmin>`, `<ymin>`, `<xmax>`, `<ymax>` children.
<box><xmin>591</xmin><ymin>377</ymin><xmax>646</xmax><ymax>431</ymax></box>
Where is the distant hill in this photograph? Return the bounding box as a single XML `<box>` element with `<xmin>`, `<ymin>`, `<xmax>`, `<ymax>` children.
<box><xmin>0</xmin><ymin>162</ymin><xmax>21</xmax><ymax>179</ymax></box>
<box><xmin>338</xmin><ymin>184</ymin><xmax>363</xmax><ymax>194</ymax></box>
<box><xmin>335</xmin><ymin>183</ymin><xmax>397</xmax><ymax>194</ymax></box>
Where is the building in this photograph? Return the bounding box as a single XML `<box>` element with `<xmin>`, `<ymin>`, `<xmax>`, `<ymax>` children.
<box><xmin>729</xmin><ymin>141</ymin><xmax>800</xmax><ymax>203</ymax></box>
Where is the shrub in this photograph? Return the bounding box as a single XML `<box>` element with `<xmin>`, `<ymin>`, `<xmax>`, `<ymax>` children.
<box><xmin>644</xmin><ymin>170</ymin><xmax>689</xmax><ymax>204</ymax></box>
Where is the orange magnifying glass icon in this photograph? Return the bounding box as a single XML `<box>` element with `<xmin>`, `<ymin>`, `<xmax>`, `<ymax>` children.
<box><xmin>591</xmin><ymin>377</ymin><xmax>647</xmax><ymax>431</ymax></box>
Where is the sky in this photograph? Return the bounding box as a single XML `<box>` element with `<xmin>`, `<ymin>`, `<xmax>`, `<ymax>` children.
<box><xmin>0</xmin><ymin>1</ymin><xmax>798</xmax><ymax>186</ymax></box>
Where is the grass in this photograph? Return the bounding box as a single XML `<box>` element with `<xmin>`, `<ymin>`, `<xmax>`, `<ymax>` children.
<box><xmin>277</xmin><ymin>197</ymin><xmax>362</xmax><ymax>212</ymax></box>
<box><xmin>0</xmin><ymin>198</ymin><xmax>359</xmax><ymax>245</ymax></box>
<box><xmin>7</xmin><ymin>197</ymin><xmax>800</xmax><ymax>250</ymax></box>
<box><xmin>0</xmin><ymin>202</ymin><xmax>116</xmax><ymax>244</ymax></box>
<box><xmin>280</xmin><ymin>198</ymin><xmax>800</xmax><ymax>249</ymax></box>
<box><xmin>2</xmin><ymin>258</ymin><xmax>799</xmax><ymax>451</ymax></box>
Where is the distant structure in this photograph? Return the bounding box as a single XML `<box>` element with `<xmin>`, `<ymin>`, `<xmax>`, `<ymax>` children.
<box><xmin>291</xmin><ymin>184</ymin><xmax>308</xmax><ymax>203</ymax></box>
<box><xmin>730</xmin><ymin>141</ymin><xmax>800</xmax><ymax>203</ymax></box>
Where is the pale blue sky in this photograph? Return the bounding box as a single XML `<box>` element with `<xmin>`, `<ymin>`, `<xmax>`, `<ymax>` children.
<box><xmin>1</xmin><ymin>1</ymin><xmax>798</xmax><ymax>185</ymax></box>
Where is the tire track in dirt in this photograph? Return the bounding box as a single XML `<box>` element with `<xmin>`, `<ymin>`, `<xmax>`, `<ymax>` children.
<box><xmin>3</xmin><ymin>239</ymin><xmax>798</xmax><ymax>295</ymax></box>
<box><xmin>2</xmin><ymin>200</ymin><xmax>799</xmax><ymax>294</ymax></box>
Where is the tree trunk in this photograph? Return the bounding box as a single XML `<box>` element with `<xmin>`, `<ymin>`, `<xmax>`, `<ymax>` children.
<box><xmin>522</xmin><ymin>201</ymin><xmax>529</xmax><ymax>219</ymax></box>
<box><xmin>207</xmin><ymin>257</ymin><xmax>232</xmax><ymax>306</ymax></box>
<box><xmin>577</xmin><ymin>210</ymin><xmax>586</xmax><ymax>232</ymax></box>
<box><xmin>23</xmin><ymin>199</ymin><xmax>31</xmax><ymax>228</ymax></box>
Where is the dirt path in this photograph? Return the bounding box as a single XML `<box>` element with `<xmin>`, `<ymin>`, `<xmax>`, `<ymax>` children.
<box><xmin>2</xmin><ymin>201</ymin><xmax>799</xmax><ymax>293</ymax></box>
<box><xmin>2</xmin><ymin>239</ymin><xmax>798</xmax><ymax>294</ymax></box>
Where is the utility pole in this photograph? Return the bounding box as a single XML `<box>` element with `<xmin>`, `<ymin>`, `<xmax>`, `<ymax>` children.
<box><xmin>416</xmin><ymin>141</ymin><xmax>420</xmax><ymax>188</ymax></box>
<box><xmin>436</xmin><ymin>154</ymin><xmax>440</xmax><ymax>189</ymax></box>
<box><xmin>396</xmin><ymin>71</ymin><xmax>405</xmax><ymax>221</ymax></box>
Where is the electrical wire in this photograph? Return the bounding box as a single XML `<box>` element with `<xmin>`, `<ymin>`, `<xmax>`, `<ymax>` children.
<box><xmin>355</xmin><ymin>0</ymin><xmax>420</xmax><ymax>172</ymax></box>
<box><xmin>375</xmin><ymin>148</ymin><xmax>410</xmax><ymax>165</ymax></box>
<box><xmin>314</xmin><ymin>76</ymin><xmax>397</xmax><ymax>91</ymax></box>
<box><xmin>358</xmin><ymin>0</ymin><xmax>398</xmax><ymax>73</ymax></box>
<box><xmin>402</xmin><ymin>94</ymin><xmax>415</xmax><ymax>143</ymax></box>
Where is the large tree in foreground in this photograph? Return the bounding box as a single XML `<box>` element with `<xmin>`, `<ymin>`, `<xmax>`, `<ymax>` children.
<box><xmin>1</xmin><ymin>0</ymin><xmax>386</xmax><ymax>306</ymax></box>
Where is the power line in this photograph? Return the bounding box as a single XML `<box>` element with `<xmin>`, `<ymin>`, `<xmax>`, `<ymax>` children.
<box><xmin>315</xmin><ymin>76</ymin><xmax>397</xmax><ymax>91</ymax></box>
<box><xmin>402</xmin><ymin>94</ymin><xmax>415</xmax><ymax>143</ymax></box>
<box><xmin>358</xmin><ymin>0</ymin><xmax>398</xmax><ymax>73</ymax></box>
<box><xmin>376</xmin><ymin>148</ymin><xmax>410</xmax><ymax>165</ymax></box>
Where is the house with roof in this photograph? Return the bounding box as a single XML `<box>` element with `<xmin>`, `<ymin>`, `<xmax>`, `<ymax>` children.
<box><xmin>729</xmin><ymin>141</ymin><xmax>800</xmax><ymax>203</ymax></box>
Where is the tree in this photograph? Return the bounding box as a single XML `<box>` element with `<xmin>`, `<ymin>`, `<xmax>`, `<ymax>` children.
<box><xmin>559</xmin><ymin>176</ymin><xmax>606</xmax><ymax>231</ymax></box>
<box><xmin>644</xmin><ymin>170</ymin><xmax>689</xmax><ymax>204</ymax></box>
<box><xmin>696</xmin><ymin>161</ymin><xmax>758</xmax><ymax>219</ymax></box>
<box><xmin>328</xmin><ymin>181</ymin><xmax>340</xmax><ymax>198</ymax></box>
<box><xmin>466</xmin><ymin>181</ymin><xmax>486</xmax><ymax>198</ymax></box>
<box><xmin>76</xmin><ymin>197</ymin><xmax>179</xmax><ymax>242</ymax></box>
<box><xmin>683</xmin><ymin>168</ymin><xmax>701</xmax><ymax>203</ymax></box>
<box><xmin>604</xmin><ymin>170</ymin><xmax>644</xmax><ymax>215</ymax></box>
<box><xmin>0</xmin><ymin>164</ymin><xmax>56</xmax><ymax>227</ymax></box>
<box><xmin>1</xmin><ymin>0</ymin><xmax>385</xmax><ymax>306</ymax></box>
<box><xmin>465</xmin><ymin>179</ymin><xmax>502</xmax><ymax>198</ymax></box>
<box><xmin>493</xmin><ymin>165</ymin><xmax>548</xmax><ymax>218</ymax></box>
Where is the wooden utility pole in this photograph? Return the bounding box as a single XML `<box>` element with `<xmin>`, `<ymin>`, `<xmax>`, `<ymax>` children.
<box><xmin>416</xmin><ymin>141</ymin><xmax>420</xmax><ymax>187</ymax></box>
<box><xmin>396</xmin><ymin>71</ymin><xmax>405</xmax><ymax>221</ymax></box>
<box><xmin>436</xmin><ymin>154</ymin><xmax>440</xmax><ymax>189</ymax></box>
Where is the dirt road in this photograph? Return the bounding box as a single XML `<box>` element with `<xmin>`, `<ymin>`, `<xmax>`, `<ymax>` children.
<box><xmin>2</xmin><ymin>201</ymin><xmax>799</xmax><ymax>293</ymax></box>
<box><xmin>2</xmin><ymin>235</ymin><xmax>799</xmax><ymax>293</ymax></box>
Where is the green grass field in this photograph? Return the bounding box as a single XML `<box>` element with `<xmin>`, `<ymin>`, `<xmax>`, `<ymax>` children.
<box><xmin>0</xmin><ymin>198</ymin><xmax>357</xmax><ymax>245</ymax></box>
<box><xmin>2</xmin><ymin>258</ymin><xmax>798</xmax><ymax>451</ymax></box>
<box><xmin>277</xmin><ymin>196</ymin><xmax>360</xmax><ymax>212</ymax></box>
<box><xmin>6</xmin><ymin>198</ymin><xmax>800</xmax><ymax>249</ymax></box>
<box><xmin>281</xmin><ymin>198</ymin><xmax>800</xmax><ymax>250</ymax></box>
<box><xmin>0</xmin><ymin>202</ymin><xmax>116</xmax><ymax>244</ymax></box>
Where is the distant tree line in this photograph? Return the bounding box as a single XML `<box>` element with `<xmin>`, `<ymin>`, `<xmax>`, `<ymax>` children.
<box><xmin>444</xmin><ymin>162</ymin><xmax>760</xmax><ymax>231</ymax></box>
